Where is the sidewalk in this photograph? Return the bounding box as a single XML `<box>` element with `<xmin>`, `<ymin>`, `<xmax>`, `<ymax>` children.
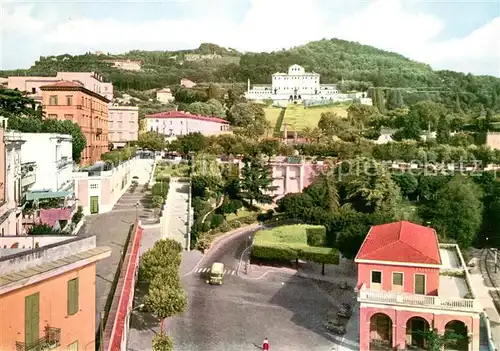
<box><xmin>162</xmin><ymin>178</ymin><xmax>189</xmax><ymax>249</ymax></box>
<box><xmin>470</xmin><ymin>271</ymin><xmax>500</xmax><ymax>349</ymax></box>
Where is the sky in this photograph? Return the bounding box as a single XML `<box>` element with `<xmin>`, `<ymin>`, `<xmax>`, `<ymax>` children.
<box><xmin>1</xmin><ymin>0</ymin><xmax>499</xmax><ymax>77</ymax></box>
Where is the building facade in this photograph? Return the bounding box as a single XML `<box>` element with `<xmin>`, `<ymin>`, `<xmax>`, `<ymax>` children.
<box><xmin>355</xmin><ymin>221</ymin><xmax>481</xmax><ymax>351</ymax></box>
<box><xmin>108</xmin><ymin>59</ymin><xmax>142</xmax><ymax>71</ymax></box>
<box><xmin>245</xmin><ymin>64</ymin><xmax>372</xmax><ymax>106</ymax></box>
<box><xmin>40</xmin><ymin>81</ymin><xmax>110</xmax><ymax>166</ymax></box>
<box><xmin>180</xmin><ymin>78</ymin><xmax>196</xmax><ymax>88</ymax></box>
<box><xmin>72</xmin><ymin>157</ymin><xmax>137</xmax><ymax>215</ymax></box>
<box><xmin>145</xmin><ymin>111</ymin><xmax>231</xmax><ymax>138</ymax></box>
<box><xmin>3</xmin><ymin>131</ymin><xmax>24</xmax><ymax>236</ymax></box>
<box><xmin>8</xmin><ymin>72</ymin><xmax>113</xmax><ymax>102</ymax></box>
<box><xmin>20</xmin><ymin>133</ymin><xmax>73</xmax><ymax>194</ymax></box>
<box><xmin>108</xmin><ymin>105</ymin><xmax>139</xmax><ymax>147</ymax></box>
<box><xmin>156</xmin><ymin>88</ymin><xmax>174</xmax><ymax>104</ymax></box>
<box><xmin>0</xmin><ymin>235</ymin><xmax>111</xmax><ymax>351</ymax></box>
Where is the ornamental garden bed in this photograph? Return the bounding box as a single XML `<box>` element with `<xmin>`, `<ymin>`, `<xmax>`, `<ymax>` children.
<box><xmin>251</xmin><ymin>224</ymin><xmax>339</xmax><ymax>275</ymax></box>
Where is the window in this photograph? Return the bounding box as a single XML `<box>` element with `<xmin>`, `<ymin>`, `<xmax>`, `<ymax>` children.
<box><xmin>67</xmin><ymin>278</ymin><xmax>79</xmax><ymax>315</ymax></box>
<box><xmin>64</xmin><ymin>114</ymin><xmax>73</xmax><ymax>120</ymax></box>
<box><xmin>414</xmin><ymin>274</ymin><xmax>426</xmax><ymax>295</ymax></box>
<box><xmin>68</xmin><ymin>341</ymin><xmax>79</xmax><ymax>351</ymax></box>
<box><xmin>49</xmin><ymin>95</ymin><xmax>58</xmax><ymax>105</ymax></box>
<box><xmin>31</xmin><ymin>87</ymin><xmax>36</xmax><ymax>94</ymax></box>
<box><xmin>90</xmin><ymin>183</ymin><xmax>98</xmax><ymax>190</ymax></box>
<box><xmin>371</xmin><ymin>271</ymin><xmax>382</xmax><ymax>284</ymax></box>
<box><xmin>48</xmin><ymin>114</ymin><xmax>58</xmax><ymax>119</ymax></box>
<box><xmin>66</xmin><ymin>95</ymin><xmax>73</xmax><ymax>106</ymax></box>
<box><xmin>392</xmin><ymin>272</ymin><xmax>403</xmax><ymax>292</ymax></box>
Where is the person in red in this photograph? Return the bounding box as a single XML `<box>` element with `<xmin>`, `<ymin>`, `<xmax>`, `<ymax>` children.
<box><xmin>262</xmin><ymin>337</ymin><xmax>269</xmax><ymax>350</ymax></box>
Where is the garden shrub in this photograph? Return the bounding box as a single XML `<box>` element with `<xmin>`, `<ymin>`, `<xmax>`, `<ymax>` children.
<box><xmin>228</xmin><ymin>220</ymin><xmax>241</xmax><ymax>229</ymax></box>
<box><xmin>298</xmin><ymin>246</ymin><xmax>339</xmax><ymax>264</ymax></box>
<box><xmin>252</xmin><ymin>243</ymin><xmax>298</xmax><ymax>261</ymax></box>
<box><xmin>306</xmin><ymin>226</ymin><xmax>326</xmax><ymax>246</ymax></box>
<box><xmin>218</xmin><ymin>222</ymin><xmax>232</xmax><ymax>233</ymax></box>
<box><xmin>210</xmin><ymin>214</ymin><xmax>225</xmax><ymax>229</ymax></box>
<box><xmin>152</xmin><ymin>180</ymin><xmax>169</xmax><ymax>197</ymax></box>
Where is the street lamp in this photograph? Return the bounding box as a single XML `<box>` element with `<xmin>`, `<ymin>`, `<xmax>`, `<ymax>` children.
<box><xmin>125</xmin><ymin>304</ymin><xmax>144</xmax><ymax>351</ymax></box>
<box><xmin>135</xmin><ymin>201</ymin><xmax>139</xmax><ymax>223</ymax></box>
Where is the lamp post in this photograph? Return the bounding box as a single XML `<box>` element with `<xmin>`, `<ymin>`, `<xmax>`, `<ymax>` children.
<box><xmin>125</xmin><ymin>304</ymin><xmax>144</xmax><ymax>351</ymax></box>
<box><xmin>186</xmin><ymin>151</ymin><xmax>195</xmax><ymax>252</ymax></box>
<box><xmin>135</xmin><ymin>201</ymin><xmax>139</xmax><ymax>223</ymax></box>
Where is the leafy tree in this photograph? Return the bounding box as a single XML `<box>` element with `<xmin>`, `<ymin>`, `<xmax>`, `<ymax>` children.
<box><xmin>258</xmin><ymin>138</ymin><xmax>281</xmax><ymax>161</ymax></box>
<box><xmin>277</xmin><ymin>193</ymin><xmax>315</xmax><ymax>219</ymax></box>
<box><xmin>412</xmin><ymin>100</ymin><xmax>445</xmax><ymax>132</ymax></box>
<box><xmin>386</xmin><ymin>89</ymin><xmax>404</xmax><ymax>110</ymax></box>
<box><xmin>0</xmin><ymin>87</ymin><xmax>42</xmax><ymax>118</ymax></box>
<box><xmin>169</xmin><ymin>132</ymin><xmax>206</xmax><ymax>155</ymax></box>
<box><xmin>137</xmin><ymin>131</ymin><xmax>166</xmax><ymax>151</ymax></box>
<box><xmin>144</xmin><ymin>279</ymin><xmax>187</xmax><ymax>329</ymax></box>
<box><xmin>393</xmin><ymin>109</ymin><xmax>421</xmax><ymax>141</ymax></box>
<box><xmin>479</xmin><ymin>182</ymin><xmax>500</xmax><ymax>247</ymax></box>
<box><xmin>431</xmin><ymin>176</ymin><xmax>483</xmax><ymax>247</ymax></box>
<box><xmin>391</xmin><ymin>173</ymin><xmax>418</xmax><ymax>199</ymax></box>
<box><xmin>151</xmin><ymin>195</ymin><xmax>164</xmax><ymax>216</ymax></box>
<box><xmin>7</xmin><ymin>116</ymin><xmax>86</xmax><ymax>163</ymax></box>
<box><xmin>228</xmin><ymin>103</ymin><xmax>269</xmax><ymax>139</ymax></box>
<box><xmin>152</xmin><ymin>332</ymin><xmax>173</xmax><ymax>351</ymax></box>
<box><xmin>238</xmin><ymin>156</ymin><xmax>277</xmax><ymax>205</ymax></box>
<box><xmin>206</xmin><ymin>83</ymin><xmax>222</xmax><ymax>100</ymax></box>
<box><xmin>436</xmin><ymin>115</ymin><xmax>451</xmax><ymax>144</ymax></box>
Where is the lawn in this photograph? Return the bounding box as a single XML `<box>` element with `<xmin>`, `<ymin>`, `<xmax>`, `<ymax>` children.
<box><xmin>154</xmin><ymin>161</ymin><xmax>190</xmax><ymax>180</ymax></box>
<box><xmin>280</xmin><ymin>104</ymin><xmax>349</xmax><ymax>131</ymax></box>
<box><xmin>226</xmin><ymin>209</ymin><xmax>254</xmax><ymax>221</ymax></box>
<box><xmin>263</xmin><ymin>107</ymin><xmax>283</xmax><ymax>130</ymax></box>
<box><xmin>252</xmin><ymin>224</ymin><xmax>339</xmax><ymax>264</ymax></box>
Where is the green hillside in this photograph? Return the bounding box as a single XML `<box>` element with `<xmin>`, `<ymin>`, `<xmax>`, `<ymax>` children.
<box><xmin>1</xmin><ymin>39</ymin><xmax>500</xmax><ymax>114</ymax></box>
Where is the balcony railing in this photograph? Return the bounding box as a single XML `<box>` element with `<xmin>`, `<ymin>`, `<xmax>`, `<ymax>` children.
<box><xmin>357</xmin><ymin>283</ymin><xmax>481</xmax><ymax>312</ymax></box>
<box><xmin>56</xmin><ymin>157</ymin><xmax>72</xmax><ymax>169</ymax></box>
<box><xmin>21</xmin><ymin>173</ymin><xmax>36</xmax><ymax>187</ymax></box>
<box><xmin>16</xmin><ymin>326</ymin><xmax>61</xmax><ymax>351</ymax></box>
<box><xmin>96</xmin><ymin>127</ymin><xmax>103</xmax><ymax>135</ymax></box>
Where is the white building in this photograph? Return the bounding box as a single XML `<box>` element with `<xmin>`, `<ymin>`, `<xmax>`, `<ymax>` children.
<box><xmin>145</xmin><ymin>111</ymin><xmax>231</xmax><ymax>139</ymax></box>
<box><xmin>245</xmin><ymin>64</ymin><xmax>371</xmax><ymax>106</ymax></box>
<box><xmin>156</xmin><ymin>88</ymin><xmax>174</xmax><ymax>104</ymax></box>
<box><xmin>109</xmin><ymin>59</ymin><xmax>142</xmax><ymax>71</ymax></box>
<box><xmin>20</xmin><ymin>133</ymin><xmax>74</xmax><ymax>196</ymax></box>
<box><xmin>3</xmin><ymin>131</ymin><xmax>24</xmax><ymax>235</ymax></box>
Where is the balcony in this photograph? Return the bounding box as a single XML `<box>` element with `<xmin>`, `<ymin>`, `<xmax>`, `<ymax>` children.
<box><xmin>357</xmin><ymin>283</ymin><xmax>482</xmax><ymax>312</ymax></box>
<box><xmin>96</xmin><ymin>127</ymin><xmax>103</xmax><ymax>135</ymax></box>
<box><xmin>16</xmin><ymin>325</ymin><xmax>60</xmax><ymax>351</ymax></box>
<box><xmin>56</xmin><ymin>156</ymin><xmax>72</xmax><ymax>169</ymax></box>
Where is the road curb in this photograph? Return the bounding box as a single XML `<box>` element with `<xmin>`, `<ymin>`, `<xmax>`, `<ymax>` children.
<box><xmin>184</xmin><ymin>223</ymin><xmax>261</xmax><ymax>276</ymax></box>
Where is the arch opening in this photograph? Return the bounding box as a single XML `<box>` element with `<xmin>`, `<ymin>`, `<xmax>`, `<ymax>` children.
<box><xmin>370</xmin><ymin>313</ymin><xmax>393</xmax><ymax>350</ymax></box>
<box><xmin>406</xmin><ymin>317</ymin><xmax>430</xmax><ymax>350</ymax></box>
<box><xmin>444</xmin><ymin>320</ymin><xmax>469</xmax><ymax>351</ymax></box>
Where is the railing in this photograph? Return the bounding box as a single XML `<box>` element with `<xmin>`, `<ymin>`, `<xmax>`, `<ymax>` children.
<box><xmin>16</xmin><ymin>326</ymin><xmax>61</xmax><ymax>351</ymax></box>
<box><xmin>96</xmin><ymin>128</ymin><xmax>103</xmax><ymax>135</ymax></box>
<box><xmin>56</xmin><ymin>157</ymin><xmax>72</xmax><ymax>169</ymax></box>
<box><xmin>358</xmin><ymin>284</ymin><xmax>481</xmax><ymax>312</ymax></box>
<box><xmin>21</xmin><ymin>174</ymin><xmax>36</xmax><ymax>187</ymax></box>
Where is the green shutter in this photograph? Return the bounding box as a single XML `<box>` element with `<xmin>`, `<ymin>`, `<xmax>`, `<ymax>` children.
<box><xmin>25</xmin><ymin>293</ymin><xmax>40</xmax><ymax>346</ymax></box>
<box><xmin>67</xmin><ymin>278</ymin><xmax>79</xmax><ymax>315</ymax></box>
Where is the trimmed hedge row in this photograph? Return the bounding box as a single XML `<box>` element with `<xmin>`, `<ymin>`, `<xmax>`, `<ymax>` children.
<box><xmin>252</xmin><ymin>243</ymin><xmax>339</xmax><ymax>264</ymax></box>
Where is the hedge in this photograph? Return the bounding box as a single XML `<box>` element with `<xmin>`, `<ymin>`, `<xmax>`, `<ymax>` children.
<box><xmin>252</xmin><ymin>243</ymin><xmax>298</xmax><ymax>262</ymax></box>
<box><xmin>297</xmin><ymin>246</ymin><xmax>339</xmax><ymax>265</ymax></box>
<box><xmin>306</xmin><ymin>226</ymin><xmax>326</xmax><ymax>246</ymax></box>
<box><xmin>152</xmin><ymin>179</ymin><xmax>169</xmax><ymax>197</ymax></box>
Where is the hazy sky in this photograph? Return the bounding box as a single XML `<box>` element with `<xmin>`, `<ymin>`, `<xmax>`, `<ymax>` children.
<box><xmin>1</xmin><ymin>0</ymin><xmax>499</xmax><ymax>76</ymax></box>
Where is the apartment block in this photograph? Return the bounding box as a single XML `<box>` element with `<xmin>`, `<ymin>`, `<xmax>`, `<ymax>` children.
<box><xmin>7</xmin><ymin>72</ymin><xmax>113</xmax><ymax>102</ymax></box>
<box><xmin>0</xmin><ymin>235</ymin><xmax>111</xmax><ymax>351</ymax></box>
<box><xmin>40</xmin><ymin>81</ymin><xmax>110</xmax><ymax>166</ymax></box>
<box><xmin>108</xmin><ymin>105</ymin><xmax>139</xmax><ymax>147</ymax></box>
<box><xmin>355</xmin><ymin>221</ymin><xmax>481</xmax><ymax>351</ymax></box>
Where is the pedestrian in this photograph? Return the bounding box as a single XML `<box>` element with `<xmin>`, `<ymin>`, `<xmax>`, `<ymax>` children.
<box><xmin>263</xmin><ymin>337</ymin><xmax>269</xmax><ymax>350</ymax></box>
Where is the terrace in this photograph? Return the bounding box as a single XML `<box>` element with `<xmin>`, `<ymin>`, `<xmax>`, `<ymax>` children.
<box><xmin>357</xmin><ymin>243</ymin><xmax>482</xmax><ymax>313</ymax></box>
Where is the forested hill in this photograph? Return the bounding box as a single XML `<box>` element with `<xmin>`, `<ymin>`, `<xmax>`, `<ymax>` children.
<box><xmin>1</xmin><ymin>39</ymin><xmax>499</xmax><ymax>98</ymax></box>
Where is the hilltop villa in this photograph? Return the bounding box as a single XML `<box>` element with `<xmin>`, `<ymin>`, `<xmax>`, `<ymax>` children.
<box><xmin>245</xmin><ymin>64</ymin><xmax>372</xmax><ymax>106</ymax></box>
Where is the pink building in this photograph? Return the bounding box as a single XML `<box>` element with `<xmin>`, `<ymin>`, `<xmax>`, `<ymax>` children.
<box><xmin>145</xmin><ymin>111</ymin><xmax>231</xmax><ymax>138</ymax></box>
<box><xmin>7</xmin><ymin>72</ymin><xmax>113</xmax><ymax>102</ymax></box>
<box><xmin>108</xmin><ymin>104</ymin><xmax>139</xmax><ymax>147</ymax></box>
<box><xmin>355</xmin><ymin>221</ymin><xmax>481</xmax><ymax>351</ymax></box>
<box><xmin>180</xmin><ymin>78</ymin><xmax>196</xmax><ymax>88</ymax></box>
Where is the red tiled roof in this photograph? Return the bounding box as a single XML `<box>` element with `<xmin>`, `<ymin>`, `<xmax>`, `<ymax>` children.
<box><xmin>355</xmin><ymin>221</ymin><xmax>441</xmax><ymax>265</ymax></box>
<box><xmin>40</xmin><ymin>80</ymin><xmax>84</xmax><ymax>89</ymax></box>
<box><xmin>145</xmin><ymin>111</ymin><xmax>229</xmax><ymax>124</ymax></box>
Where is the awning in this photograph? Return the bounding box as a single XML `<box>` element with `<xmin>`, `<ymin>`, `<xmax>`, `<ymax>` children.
<box><xmin>26</xmin><ymin>191</ymin><xmax>71</xmax><ymax>201</ymax></box>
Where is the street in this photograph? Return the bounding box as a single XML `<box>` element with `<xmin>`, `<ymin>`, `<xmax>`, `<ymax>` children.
<box><xmin>159</xmin><ymin>230</ymin><xmax>350</xmax><ymax>351</ymax></box>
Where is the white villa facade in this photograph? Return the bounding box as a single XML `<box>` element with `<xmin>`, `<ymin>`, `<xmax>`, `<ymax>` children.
<box><xmin>245</xmin><ymin>64</ymin><xmax>371</xmax><ymax>106</ymax></box>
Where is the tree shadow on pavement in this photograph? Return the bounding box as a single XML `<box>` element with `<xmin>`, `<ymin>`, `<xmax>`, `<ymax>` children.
<box><xmin>268</xmin><ymin>272</ymin><xmax>358</xmax><ymax>350</ymax></box>
<box><xmin>130</xmin><ymin>280</ymin><xmax>160</xmax><ymax>332</ymax></box>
